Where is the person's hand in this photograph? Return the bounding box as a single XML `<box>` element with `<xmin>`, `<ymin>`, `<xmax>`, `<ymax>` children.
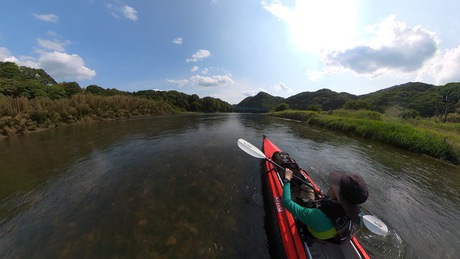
<box><xmin>285</xmin><ymin>168</ymin><xmax>293</xmax><ymax>181</ymax></box>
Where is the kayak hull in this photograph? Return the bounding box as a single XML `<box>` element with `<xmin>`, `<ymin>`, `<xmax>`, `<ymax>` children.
<box><xmin>260</xmin><ymin>135</ymin><xmax>370</xmax><ymax>259</ymax></box>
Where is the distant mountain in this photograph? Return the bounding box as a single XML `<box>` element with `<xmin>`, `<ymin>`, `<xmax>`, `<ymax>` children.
<box><xmin>358</xmin><ymin>82</ymin><xmax>460</xmax><ymax>117</ymax></box>
<box><xmin>236</xmin><ymin>88</ymin><xmax>356</xmax><ymax>111</ymax></box>
<box><xmin>237</xmin><ymin>91</ymin><xmax>285</xmax><ymax>110</ymax></box>
<box><xmin>285</xmin><ymin>89</ymin><xmax>357</xmax><ymax>111</ymax></box>
<box><xmin>236</xmin><ymin>82</ymin><xmax>460</xmax><ymax>118</ymax></box>
<box><xmin>359</xmin><ymin>82</ymin><xmax>435</xmax><ymax>108</ymax></box>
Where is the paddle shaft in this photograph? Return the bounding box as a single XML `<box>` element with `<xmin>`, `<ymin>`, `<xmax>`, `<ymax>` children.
<box><xmin>266</xmin><ymin>158</ymin><xmax>318</xmax><ymax>192</ymax></box>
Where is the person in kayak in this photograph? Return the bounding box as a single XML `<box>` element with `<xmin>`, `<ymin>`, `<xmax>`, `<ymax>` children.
<box><xmin>281</xmin><ymin>168</ymin><xmax>369</xmax><ymax>240</ymax></box>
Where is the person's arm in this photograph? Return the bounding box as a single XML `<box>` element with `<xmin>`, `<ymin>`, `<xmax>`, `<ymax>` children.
<box><xmin>282</xmin><ymin>169</ymin><xmax>336</xmax><ymax>232</ymax></box>
<box><xmin>282</xmin><ymin>168</ymin><xmax>307</xmax><ymax>218</ymax></box>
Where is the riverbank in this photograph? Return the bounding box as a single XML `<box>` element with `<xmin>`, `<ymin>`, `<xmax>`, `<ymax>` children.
<box><xmin>269</xmin><ymin>109</ymin><xmax>460</xmax><ymax>166</ymax></box>
<box><xmin>0</xmin><ymin>94</ymin><xmax>178</xmax><ymax>138</ymax></box>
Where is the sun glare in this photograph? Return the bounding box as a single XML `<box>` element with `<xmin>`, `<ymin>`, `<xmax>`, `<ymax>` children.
<box><xmin>288</xmin><ymin>0</ymin><xmax>358</xmax><ymax>53</ymax></box>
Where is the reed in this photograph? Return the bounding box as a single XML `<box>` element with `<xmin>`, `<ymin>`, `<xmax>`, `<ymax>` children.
<box><xmin>0</xmin><ymin>94</ymin><xmax>177</xmax><ymax>137</ymax></box>
<box><xmin>271</xmin><ymin>110</ymin><xmax>460</xmax><ymax>165</ymax></box>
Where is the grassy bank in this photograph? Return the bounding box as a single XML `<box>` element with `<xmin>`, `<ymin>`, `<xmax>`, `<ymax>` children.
<box><xmin>0</xmin><ymin>94</ymin><xmax>178</xmax><ymax>137</ymax></box>
<box><xmin>270</xmin><ymin>110</ymin><xmax>460</xmax><ymax>165</ymax></box>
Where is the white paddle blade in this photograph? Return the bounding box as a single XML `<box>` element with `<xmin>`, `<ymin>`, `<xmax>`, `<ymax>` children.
<box><xmin>363</xmin><ymin>215</ymin><xmax>389</xmax><ymax>236</ymax></box>
<box><xmin>237</xmin><ymin>139</ymin><xmax>267</xmax><ymax>159</ymax></box>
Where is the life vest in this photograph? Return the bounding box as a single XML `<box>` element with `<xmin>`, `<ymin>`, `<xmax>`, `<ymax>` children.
<box><xmin>318</xmin><ymin>199</ymin><xmax>354</xmax><ymax>244</ymax></box>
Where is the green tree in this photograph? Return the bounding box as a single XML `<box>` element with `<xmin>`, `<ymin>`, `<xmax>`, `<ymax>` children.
<box><xmin>59</xmin><ymin>82</ymin><xmax>82</xmax><ymax>97</ymax></box>
<box><xmin>400</xmin><ymin>109</ymin><xmax>420</xmax><ymax>119</ymax></box>
<box><xmin>275</xmin><ymin>103</ymin><xmax>289</xmax><ymax>111</ymax></box>
<box><xmin>105</xmin><ymin>88</ymin><xmax>128</xmax><ymax>96</ymax></box>
<box><xmin>343</xmin><ymin>100</ymin><xmax>372</xmax><ymax>110</ymax></box>
<box><xmin>45</xmin><ymin>85</ymin><xmax>66</xmax><ymax>99</ymax></box>
<box><xmin>85</xmin><ymin>84</ymin><xmax>106</xmax><ymax>95</ymax></box>
<box><xmin>19</xmin><ymin>66</ymin><xmax>57</xmax><ymax>85</ymax></box>
<box><xmin>188</xmin><ymin>94</ymin><xmax>201</xmax><ymax>111</ymax></box>
<box><xmin>201</xmin><ymin>97</ymin><xmax>217</xmax><ymax>112</ymax></box>
<box><xmin>165</xmin><ymin>90</ymin><xmax>189</xmax><ymax>111</ymax></box>
<box><xmin>308</xmin><ymin>104</ymin><xmax>322</xmax><ymax>112</ymax></box>
<box><xmin>0</xmin><ymin>62</ymin><xmax>22</xmax><ymax>79</ymax></box>
<box><xmin>19</xmin><ymin>80</ymin><xmax>47</xmax><ymax>98</ymax></box>
<box><xmin>0</xmin><ymin>78</ymin><xmax>20</xmax><ymax>97</ymax></box>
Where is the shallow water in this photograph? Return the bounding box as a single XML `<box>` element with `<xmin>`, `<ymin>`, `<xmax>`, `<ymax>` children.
<box><xmin>1</xmin><ymin>114</ymin><xmax>459</xmax><ymax>258</ymax></box>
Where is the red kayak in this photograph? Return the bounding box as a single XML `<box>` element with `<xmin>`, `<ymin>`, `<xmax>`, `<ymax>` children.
<box><xmin>261</xmin><ymin>135</ymin><xmax>370</xmax><ymax>259</ymax></box>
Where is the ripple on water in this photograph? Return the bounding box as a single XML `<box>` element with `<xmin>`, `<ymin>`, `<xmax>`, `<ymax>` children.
<box><xmin>357</xmin><ymin>228</ymin><xmax>405</xmax><ymax>259</ymax></box>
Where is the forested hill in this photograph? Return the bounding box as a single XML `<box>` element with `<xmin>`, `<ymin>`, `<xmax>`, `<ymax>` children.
<box><xmin>236</xmin><ymin>82</ymin><xmax>460</xmax><ymax>118</ymax></box>
<box><xmin>234</xmin><ymin>92</ymin><xmax>285</xmax><ymax>111</ymax></box>
<box><xmin>285</xmin><ymin>89</ymin><xmax>357</xmax><ymax>111</ymax></box>
<box><xmin>0</xmin><ymin>61</ymin><xmax>232</xmax><ymax>112</ymax></box>
<box><xmin>1</xmin><ymin>61</ymin><xmax>459</xmax><ymax>118</ymax></box>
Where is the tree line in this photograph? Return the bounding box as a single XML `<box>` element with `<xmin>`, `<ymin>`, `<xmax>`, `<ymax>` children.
<box><xmin>0</xmin><ymin>61</ymin><xmax>232</xmax><ymax>112</ymax></box>
<box><xmin>0</xmin><ymin>61</ymin><xmax>232</xmax><ymax>136</ymax></box>
<box><xmin>238</xmin><ymin>83</ymin><xmax>460</xmax><ymax>122</ymax></box>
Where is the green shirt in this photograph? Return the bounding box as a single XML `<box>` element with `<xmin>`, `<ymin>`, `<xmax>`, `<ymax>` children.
<box><xmin>281</xmin><ymin>182</ymin><xmax>337</xmax><ymax>240</ymax></box>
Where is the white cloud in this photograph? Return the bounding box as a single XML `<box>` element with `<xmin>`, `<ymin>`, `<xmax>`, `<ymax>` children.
<box><xmin>122</xmin><ymin>5</ymin><xmax>138</xmax><ymax>21</ymax></box>
<box><xmin>2</xmin><ymin>43</ymin><xmax>96</xmax><ymax>81</ymax></box>
<box><xmin>0</xmin><ymin>47</ymin><xmax>40</xmax><ymax>68</ymax></box>
<box><xmin>108</xmin><ymin>2</ymin><xmax>138</xmax><ymax>22</ymax></box>
<box><xmin>186</xmin><ymin>49</ymin><xmax>211</xmax><ymax>62</ymax></box>
<box><xmin>38</xmin><ymin>51</ymin><xmax>96</xmax><ymax>80</ymax></box>
<box><xmin>273</xmin><ymin>82</ymin><xmax>292</xmax><ymax>92</ymax></box>
<box><xmin>190</xmin><ymin>75</ymin><xmax>233</xmax><ymax>86</ymax></box>
<box><xmin>167</xmin><ymin>79</ymin><xmax>189</xmax><ymax>87</ymax></box>
<box><xmin>321</xmin><ymin>16</ymin><xmax>439</xmax><ymax>77</ymax></box>
<box><xmin>191</xmin><ymin>66</ymin><xmax>199</xmax><ymax>72</ymax></box>
<box><xmin>173</xmin><ymin>37</ymin><xmax>183</xmax><ymax>45</ymax></box>
<box><xmin>418</xmin><ymin>44</ymin><xmax>460</xmax><ymax>84</ymax></box>
<box><xmin>33</xmin><ymin>13</ymin><xmax>59</xmax><ymax>23</ymax></box>
<box><xmin>261</xmin><ymin>1</ymin><xmax>291</xmax><ymax>20</ymax></box>
<box><xmin>168</xmin><ymin>74</ymin><xmax>233</xmax><ymax>87</ymax></box>
<box><xmin>16</xmin><ymin>56</ymin><xmax>40</xmax><ymax>69</ymax></box>
<box><xmin>37</xmin><ymin>38</ymin><xmax>69</xmax><ymax>52</ymax></box>
<box><xmin>0</xmin><ymin>47</ymin><xmax>14</xmax><ymax>60</ymax></box>
<box><xmin>201</xmin><ymin>67</ymin><xmax>209</xmax><ymax>74</ymax></box>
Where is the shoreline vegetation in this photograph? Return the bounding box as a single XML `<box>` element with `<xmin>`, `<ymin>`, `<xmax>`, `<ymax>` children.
<box><xmin>1</xmin><ymin>61</ymin><xmax>459</xmax><ymax>165</ymax></box>
<box><xmin>2</xmin><ymin>97</ymin><xmax>459</xmax><ymax>166</ymax></box>
<box><xmin>0</xmin><ymin>94</ymin><xmax>179</xmax><ymax>137</ymax></box>
<box><xmin>269</xmin><ymin>110</ymin><xmax>460</xmax><ymax>166</ymax></box>
<box><xmin>0</xmin><ymin>61</ymin><xmax>233</xmax><ymax>138</ymax></box>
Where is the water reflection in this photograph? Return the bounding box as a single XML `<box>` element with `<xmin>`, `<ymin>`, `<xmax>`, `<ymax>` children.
<box><xmin>1</xmin><ymin>114</ymin><xmax>268</xmax><ymax>258</ymax></box>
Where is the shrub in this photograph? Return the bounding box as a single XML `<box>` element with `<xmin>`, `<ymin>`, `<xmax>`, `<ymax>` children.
<box><xmin>400</xmin><ymin>109</ymin><xmax>420</xmax><ymax>120</ymax></box>
<box><xmin>446</xmin><ymin>113</ymin><xmax>460</xmax><ymax>123</ymax></box>
<box><xmin>275</xmin><ymin>103</ymin><xmax>289</xmax><ymax>111</ymax></box>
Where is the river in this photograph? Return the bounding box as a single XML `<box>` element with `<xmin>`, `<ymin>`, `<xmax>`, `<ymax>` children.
<box><xmin>0</xmin><ymin>114</ymin><xmax>459</xmax><ymax>258</ymax></box>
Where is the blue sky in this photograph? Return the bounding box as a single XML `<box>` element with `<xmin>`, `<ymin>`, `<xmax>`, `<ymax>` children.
<box><xmin>1</xmin><ymin>0</ymin><xmax>459</xmax><ymax>104</ymax></box>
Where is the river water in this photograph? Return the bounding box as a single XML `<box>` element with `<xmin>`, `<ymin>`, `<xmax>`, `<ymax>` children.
<box><xmin>0</xmin><ymin>114</ymin><xmax>459</xmax><ymax>258</ymax></box>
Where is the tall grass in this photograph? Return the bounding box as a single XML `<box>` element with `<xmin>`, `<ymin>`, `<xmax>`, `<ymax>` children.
<box><xmin>271</xmin><ymin>110</ymin><xmax>460</xmax><ymax>165</ymax></box>
<box><xmin>0</xmin><ymin>94</ymin><xmax>177</xmax><ymax>137</ymax></box>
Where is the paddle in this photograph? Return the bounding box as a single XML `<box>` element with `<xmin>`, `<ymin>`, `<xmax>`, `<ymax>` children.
<box><xmin>237</xmin><ymin>138</ymin><xmax>389</xmax><ymax>236</ymax></box>
<box><xmin>363</xmin><ymin>215</ymin><xmax>389</xmax><ymax>236</ymax></box>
